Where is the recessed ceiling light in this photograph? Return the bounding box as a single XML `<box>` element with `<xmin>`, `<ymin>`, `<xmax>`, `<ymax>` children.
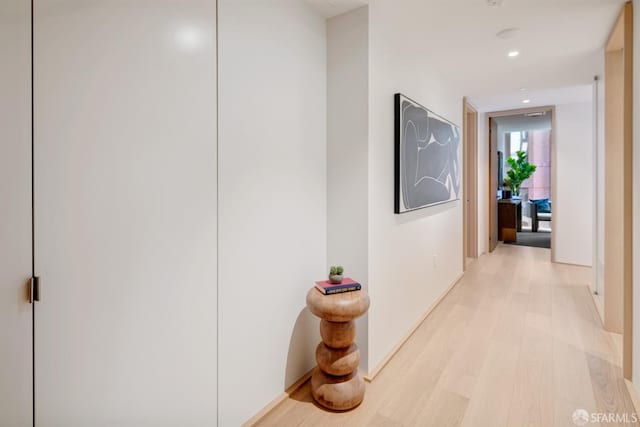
<box><xmin>522</xmin><ymin>99</ymin><xmax>531</xmax><ymax>104</ymax></box>
<box><xmin>508</xmin><ymin>51</ymin><xmax>520</xmax><ymax>58</ymax></box>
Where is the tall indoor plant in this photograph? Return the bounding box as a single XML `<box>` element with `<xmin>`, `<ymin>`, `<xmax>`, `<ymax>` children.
<box><xmin>504</xmin><ymin>150</ymin><xmax>536</xmax><ymax>196</ymax></box>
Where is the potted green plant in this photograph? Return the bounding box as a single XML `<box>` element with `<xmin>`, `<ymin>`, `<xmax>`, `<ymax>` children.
<box><xmin>329</xmin><ymin>266</ymin><xmax>344</xmax><ymax>284</ymax></box>
<box><xmin>504</xmin><ymin>150</ymin><xmax>537</xmax><ymax>197</ymax></box>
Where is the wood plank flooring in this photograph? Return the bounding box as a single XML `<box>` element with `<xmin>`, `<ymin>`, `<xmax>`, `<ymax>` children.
<box><xmin>255</xmin><ymin>245</ymin><xmax>637</xmax><ymax>427</ymax></box>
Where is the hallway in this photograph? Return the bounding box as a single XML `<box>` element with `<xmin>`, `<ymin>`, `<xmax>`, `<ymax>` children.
<box><xmin>257</xmin><ymin>245</ymin><xmax>637</xmax><ymax>427</ymax></box>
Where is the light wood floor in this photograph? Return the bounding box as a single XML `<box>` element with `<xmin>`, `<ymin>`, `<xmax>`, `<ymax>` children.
<box><xmin>256</xmin><ymin>244</ymin><xmax>638</xmax><ymax>427</ymax></box>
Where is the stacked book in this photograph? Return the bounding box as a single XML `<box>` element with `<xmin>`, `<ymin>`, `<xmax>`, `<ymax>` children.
<box><xmin>315</xmin><ymin>277</ymin><xmax>362</xmax><ymax>295</ymax></box>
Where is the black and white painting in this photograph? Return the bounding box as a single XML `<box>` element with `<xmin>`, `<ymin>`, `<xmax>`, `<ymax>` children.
<box><xmin>394</xmin><ymin>94</ymin><xmax>461</xmax><ymax>214</ymax></box>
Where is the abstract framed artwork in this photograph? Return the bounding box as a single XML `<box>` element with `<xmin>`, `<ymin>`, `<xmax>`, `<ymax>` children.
<box><xmin>394</xmin><ymin>93</ymin><xmax>461</xmax><ymax>214</ymax></box>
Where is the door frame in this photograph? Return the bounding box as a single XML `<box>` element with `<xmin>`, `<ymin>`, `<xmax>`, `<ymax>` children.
<box><xmin>603</xmin><ymin>1</ymin><xmax>633</xmax><ymax>380</ymax></box>
<box><xmin>486</xmin><ymin>106</ymin><xmax>556</xmax><ymax>261</ymax></box>
<box><xmin>463</xmin><ymin>98</ymin><xmax>478</xmax><ymax>270</ymax></box>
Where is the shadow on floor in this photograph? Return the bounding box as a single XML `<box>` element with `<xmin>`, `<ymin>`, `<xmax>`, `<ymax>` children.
<box><xmin>506</xmin><ymin>230</ymin><xmax>551</xmax><ymax>249</ymax></box>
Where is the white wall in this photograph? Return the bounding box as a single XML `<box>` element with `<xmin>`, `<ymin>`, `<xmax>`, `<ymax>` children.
<box><xmin>367</xmin><ymin>0</ymin><xmax>464</xmax><ymax>371</ymax></box>
<box><xmin>327</xmin><ymin>6</ymin><xmax>370</xmax><ymax>373</ymax></box>
<box><xmin>217</xmin><ymin>1</ymin><xmax>327</xmax><ymax>425</ymax></box>
<box><xmin>554</xmin><ymin>102</ymin><xmax>594</xmax><ymax>266</ymax></box>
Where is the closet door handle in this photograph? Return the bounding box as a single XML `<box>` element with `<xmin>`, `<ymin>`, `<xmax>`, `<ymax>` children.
<box><xmin>29</xmin><ymin>276</ymin><xmax>40</xmax><ymax>303</ymax></box>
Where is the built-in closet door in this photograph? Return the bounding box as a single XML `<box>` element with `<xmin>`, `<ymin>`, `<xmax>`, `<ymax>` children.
<box><xmin>0</xmin><ymin>0</ymin><xmax>33</xmax><ymax>425</ymax></box>
<box><xmin>34</xmin><ymin>1</ymin><xmax>218</xmax><ymax>425</ymax></box>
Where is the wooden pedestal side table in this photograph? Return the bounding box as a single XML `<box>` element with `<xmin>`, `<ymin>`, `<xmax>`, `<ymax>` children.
<box><xmin>306</xmin><ymin>288</ymin><xmax>370</xmax><ymax>411</ymax></box>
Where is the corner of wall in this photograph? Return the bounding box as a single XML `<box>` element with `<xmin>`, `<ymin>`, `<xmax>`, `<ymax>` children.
<box><xmin>327</xmin><ymin>4</ymin><xmax>370</xmax><ymax>374</ymax></box>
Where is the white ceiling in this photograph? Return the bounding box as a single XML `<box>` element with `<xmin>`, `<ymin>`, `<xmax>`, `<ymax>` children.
<box><xmin>307</xmin><ymin>0</ymin><xmax>624</xmax><ymax>109</ymax></box>
<box><xmin>474</xmin><ymin>84</ymin><xmax>593</xmax><ymax>112</ymax></box>
<box><xmin>304</xmin><ymin>0</ymin><xmax>368</xmax><ymax>17</ymax></box>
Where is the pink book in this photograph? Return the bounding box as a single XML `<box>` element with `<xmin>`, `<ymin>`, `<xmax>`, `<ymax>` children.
<box><xmin>314</xmin><ymin>277</ymin><xmax>362</xmax><ymax>295</ymax></box>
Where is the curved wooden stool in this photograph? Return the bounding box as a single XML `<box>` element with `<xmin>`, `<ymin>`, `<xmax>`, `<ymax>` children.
<box><xmin>306</xmin><ymin>287</ymin><xmax>370</xmax><ymax>410</ymax></box>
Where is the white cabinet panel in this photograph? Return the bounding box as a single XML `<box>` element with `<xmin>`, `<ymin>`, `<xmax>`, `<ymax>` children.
<box><xmin>0</xmin><ymin>0</ymin><xmax>33</xmax><ymax>425</ymax></box>
<box><xmin>34</xmin><ymin>1</ymin><xmax>217</xmax><ymax>425</ymax></box>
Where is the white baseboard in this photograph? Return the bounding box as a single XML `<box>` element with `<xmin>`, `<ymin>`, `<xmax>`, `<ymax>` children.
<box><xmin>241</xmin><ymin>367</ymin><xmax>315</xmax><ymax>427</ymax></box>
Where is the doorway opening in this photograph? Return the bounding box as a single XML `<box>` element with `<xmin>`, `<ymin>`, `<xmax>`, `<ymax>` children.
<box><xmin>487</xmin><ymin>106</ymin><xmax>555</xmax><ymax>258</ymax></box>
<box><xmin>463</xmin><ymin>98</ymin><xmax>478</xmax><ymax>270</ymax></box>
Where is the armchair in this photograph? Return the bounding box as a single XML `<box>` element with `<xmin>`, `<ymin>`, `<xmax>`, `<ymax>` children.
<box><xmin>529</xmin><ymin>200</ymin><xmax>552</xmax><ymax>232</ymax></box>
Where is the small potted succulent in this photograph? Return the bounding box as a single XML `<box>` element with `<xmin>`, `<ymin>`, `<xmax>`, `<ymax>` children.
<box><xmin>329</xmin><ymin>266</ymin><xmax>344</xmax><ymax>284</ymax></box>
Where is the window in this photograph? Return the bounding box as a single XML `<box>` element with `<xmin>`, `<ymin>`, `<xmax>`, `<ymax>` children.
<box><xmin>509</xmin><ymin>131</ymin><xmax>529</xmax><ymax>156</ymax></box>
